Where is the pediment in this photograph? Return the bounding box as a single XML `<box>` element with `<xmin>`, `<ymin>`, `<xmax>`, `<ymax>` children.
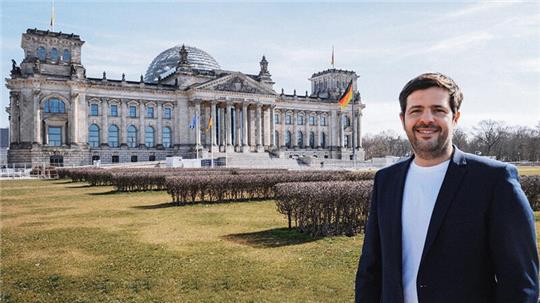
<box><xmin>193</xmin><ymin>73</ymin><xmax>275</xmax><ymax>95</ymax></box>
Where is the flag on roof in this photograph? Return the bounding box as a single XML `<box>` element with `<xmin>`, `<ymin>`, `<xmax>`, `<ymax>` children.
<box><xmin>338</xmin><ymin>80</ymin><xmax>354</xmax><ymax>109</ymax></box>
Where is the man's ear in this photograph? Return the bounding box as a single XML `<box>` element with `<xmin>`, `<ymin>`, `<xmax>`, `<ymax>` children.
<box><xmin>453</xmin><ymin>111</ymin><xmax>461</xmax><ymax>124</ymax></box>
<box><xmin>399</xmin><ymin>112</ymin><xmax>405</xmax><ymax>126</ymax></box>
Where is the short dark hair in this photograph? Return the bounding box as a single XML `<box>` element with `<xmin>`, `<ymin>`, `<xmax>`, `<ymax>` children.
<box><xmin>399</xmin><ymin>72</ymin><xmax>463</xmax><ymax>115</ymax></box>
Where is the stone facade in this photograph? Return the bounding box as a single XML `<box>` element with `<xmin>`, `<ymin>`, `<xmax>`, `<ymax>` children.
<box><xmin>5</xmin><ymin>29</ymin><xmax>365</xmax><ymax>166</ymax></box>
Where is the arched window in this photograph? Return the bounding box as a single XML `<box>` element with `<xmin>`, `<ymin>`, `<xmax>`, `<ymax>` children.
<box><xmin>297</xmin><ymin>131</ymin><xmax>304</xmax><ymax>148</ymax></box>
<box><xmin>321</xmin><ymin>132</ymin><xmax>327</xmax><ymax>148</ymax></box>
<box><xmin>309</xmin><ymin>131</ymin><xmax>315</xmax><ymax>148</ymax></box>
<box><xmin>44</xmin><ymin>98</ymin><xmax>65</xmax><ymax>113</ymax></box>
<box><xmin>162</xmin><ymin>127</ymin><xmax>171</xmax><ymax>148</ymax></box>
<box><xmin>127</xmin><ymin>125</ymin><xmax>137</xmax><ymax>147</ymax></box>
<box><xmin>62</xmin><ymin>49</ymin><xmax>71</xmax><ymax>62</ymax></box>
<box><xmin>285</xmin><ymin>131</ymin><xmax>292</xmax><ymax>148</ymax></box>
<box><xmin>37</xmin><ymin>47</ymin><xmax>46</xmax><ymax>61</ymax></box>
<box><xmin>50</xmin><ymin>48</ymin><xmax>59</xmax><ymax>61</ymax></box>
<box><xmin>88</xmin><ymin>124</ymin><xmax>100</xmax><ymax>148</ymax></box>
<box><xmin>145</xmin><ymin>126</ymin><xmax>155</xmax><ymax>147</ymax></box>
<box><xmin>108</xmin><ymin>125</ymin><xmax>119</xmax><ymax>147</ymax></box>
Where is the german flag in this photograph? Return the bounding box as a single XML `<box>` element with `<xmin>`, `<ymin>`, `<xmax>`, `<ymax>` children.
<box><xmin>338</xmin><ymin>80</ymin><xmax>354</xmax><ymax>109</ymax></box>
<box><xmin>206</xmin><ymin>116</ymin><xmax>212</xmax><ymax>132</ymax></box>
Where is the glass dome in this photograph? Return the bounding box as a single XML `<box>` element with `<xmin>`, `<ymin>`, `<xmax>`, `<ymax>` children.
<box><xmin>144</xmin><ymin>45</ymin><xmax>221</xmax><ymax>82</ymax></box>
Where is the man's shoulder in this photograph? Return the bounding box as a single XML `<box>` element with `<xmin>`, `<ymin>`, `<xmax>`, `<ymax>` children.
<box><xmin>459</xmin><ymin>151</ymin><xmax>513</xmax><ymax>172</ymax></box>
<box><xmin>375</xmin><ymin>158</ymin><xmax>410</xmax><ymax>180</ymax></box>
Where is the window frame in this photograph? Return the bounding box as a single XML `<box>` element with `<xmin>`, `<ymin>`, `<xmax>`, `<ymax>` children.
<box><xmin>48</xmin><ymin>126</ymin><xmax>62</xmax><ymax>146</ymax></box>
<box><xmin>90</xmin><ymin>104</ymin><xmax>99</xmax><ymax>116</ymax></box>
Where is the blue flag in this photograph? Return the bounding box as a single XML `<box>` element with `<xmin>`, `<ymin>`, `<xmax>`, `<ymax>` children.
<box><xmin>189</xmin><ymin>114</ymin><xmax>197</xmax><ymax>129</ymax></box>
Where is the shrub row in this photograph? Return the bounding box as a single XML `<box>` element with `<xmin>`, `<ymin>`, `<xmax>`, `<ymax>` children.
<box><xmin>274</xmin><ymin>181</ymin><xmax>373</xmax><ymax>237</ymax></box>
<box><xmin>521</xmin><ymin>175</ymin><xmax>540</xmax><ymax>211</ymax></box>
<box><xmin>165</xmin><ymin>171</ymin><xmax>375</xmax><ymax>204</ymax></box>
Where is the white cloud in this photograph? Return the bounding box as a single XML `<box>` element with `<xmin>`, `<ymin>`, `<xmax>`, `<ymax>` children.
<box><xmin>424</xmin><ymin>31</ymin><xmax>494</xmax><ymax>54</ymax></box>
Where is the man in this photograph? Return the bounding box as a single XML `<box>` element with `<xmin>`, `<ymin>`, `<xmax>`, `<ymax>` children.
<box><xmin>355</xmin><ymin>72</ymin><xmax>539</xmax><ymax>303</ymax></box>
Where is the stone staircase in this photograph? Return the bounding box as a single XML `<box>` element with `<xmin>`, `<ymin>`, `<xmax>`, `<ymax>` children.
<box><xmin>224</xmin><ymin>151</ymin><xmax>304</xmax><ymax>169</ymax></box>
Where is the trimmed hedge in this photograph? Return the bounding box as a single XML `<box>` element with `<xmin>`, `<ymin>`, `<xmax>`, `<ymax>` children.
<box><xmin>274</xmin><ymin>181</ymin><xmax>373</xmax><ymax>237</ymax></box>
<box><xmin>521</xmin><ymin>175</ymin><xmax>540</xmax><ymax>211</ymax></box>
<box><xmin>165</xmin><ymin>171</ymin><xmax>375</xmax><ymax>204</ymax></box>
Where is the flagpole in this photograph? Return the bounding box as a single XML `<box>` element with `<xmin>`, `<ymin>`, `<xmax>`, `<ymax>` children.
<box><xmin>50</xmin><ymin>0</ymin><xmax>55</xmax><ymax>32</ymax></box>
<box><xmin>352</xmin><ymin>91</ymin><xmax>356</xmax><ymax>166</ymax></box>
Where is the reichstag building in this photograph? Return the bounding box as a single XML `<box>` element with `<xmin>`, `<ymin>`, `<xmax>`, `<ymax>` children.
<box><xmin>6</xmin><ymin>28</ymin><xmax>366</xmax><ymax>166</ymax></box>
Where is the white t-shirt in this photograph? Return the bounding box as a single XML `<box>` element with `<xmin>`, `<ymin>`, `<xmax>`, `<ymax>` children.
<box><xmin>402</xmin><ymin>159</ymin><xmax>450</xmax><ymax>303</ymax></box>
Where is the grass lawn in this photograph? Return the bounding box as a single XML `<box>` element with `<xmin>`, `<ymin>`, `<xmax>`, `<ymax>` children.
<box><xmin>0</xmin><ymin>179</ymin><xmax>363</xmax><ymax>303</ymax></box>
<box><xmin>518</xmin><ymin>166</ymin><xmax>540</xmax><ymax>176</ymax></box>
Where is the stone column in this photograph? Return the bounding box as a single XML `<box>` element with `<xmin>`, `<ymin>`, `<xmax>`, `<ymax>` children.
<box><xmin>157</xmin><ymin>102</ymin><xmax>163</xmax><ymax>147</ymax></box>
<box><xmin>292</xmin><ymin>110</ymin><xmax>297</xmax><ymax>149</ymax></box>
<box><xmin>101</xmin><ymin>99</ymin><xmax>109</xmax><ymax>146</ymax></box>
<box><xmin>339</xmin><ymin>112</ymin><xmax>345</xmax><ymax>148</ymax></box>
<box><xmin>304</xmin><ymin>111</ymin><xmax>309</xmax><ymax>149</ymax></box>
<box><xmin>242</xmin><ymin>103</ymin><xmax>249</xmax><ymax>152</ymax></box>
<box><xmin>328</xmin><ymin>110</ymin><xmax>335</xmax><ymax>149</ymax></box>
<box><xmin>70</xmin><ymin>93</ymin><xmax>79</xmax><ymax>145</ymax></box>
<box><xmin>269</xmin><ymin>106</ymin><xmax>275</xmax><ymax>148</ymax></box>
<box><xmin>280</xmin><ymin>110</ymin><xmax>286</xmax><ymax>148</ymax></box>
<box><xmin>357</xmin><ymin>110</ymin><xmax>363</xmax><ymax>148</ymax></box>
<box><xmin>120</xmin><ymin>100</ymin><xmax>127</xmax><ymax>146</ymax></box>
<box><xmin>218</xmin><ymin>105</ymin><xmax>224</xmax><ymax>148</ymax></box>
<box><xmin>235</xmin><ymin>105</ymin><xmax>241</xmax><ymax>149</ymax></box>
<box><xmin>195</xmin><ymin>102</ymin><xmax>201</xmax><ymax>148</ymax></box>
<box><xmin>210</xmin><ymin>102</ymin><xmax>217</xmax><ymax>150</ymax></box>
<box><xmin>139</xmin><ymin>102</ymin><xmax>145</xmax><ymax>147</ymax></box>
<box><xmin>256</xmin><ymin>104</ymin><xmax>263</xmax><ymax>151</ymax></box>
<box><xmin>316</xmin><ymin>112</ymin><xmax>321</xmax><ymax>148</ymax></box>
<box><xmin>225</xmin><ymin>103</ymin><xmax>233</xmax><ymax>152</ymax></box>
<box><xmin>33</xmin><ymin>92</ymin><xmax>41</xmax><ymax>144</ymax></box>
<box><xmin>78</xmin><ymin>93</ymin><xmax>88</xmax><ymax>144</ymax></box>
<box><xmin>9</xmin><ymin>93</ymin><xmax>20</xmax><ymax>144</ymax></box>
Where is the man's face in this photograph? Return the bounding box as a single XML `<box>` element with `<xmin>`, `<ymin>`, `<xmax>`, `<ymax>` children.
<box><xmin>400</xmin><ymin>86</ymin><xmax>460</xmax><ymax>161</ymax></box>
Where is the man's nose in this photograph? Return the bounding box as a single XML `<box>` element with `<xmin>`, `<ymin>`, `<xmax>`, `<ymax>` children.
<box><xmin>418</xmin><ymin>110</ymin><xmax>435</xmax><ymax>124</ymax></box>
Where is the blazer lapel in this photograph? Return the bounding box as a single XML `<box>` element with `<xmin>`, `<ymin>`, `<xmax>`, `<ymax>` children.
<box><xmin>419</xmin><ymin>147</ymin><xmax>468</xmax><ymax>265</ymax></box>
<box><xmin>390</xmin><ymin>157</ymin><xmax>413</xmax><ymax>288</ymax></box>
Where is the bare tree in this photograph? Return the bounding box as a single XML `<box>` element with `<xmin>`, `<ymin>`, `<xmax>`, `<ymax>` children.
<box><xmin>471</xmin><ymin>120</ymin><xmax>508</xmax><ymax>157</ymax></box>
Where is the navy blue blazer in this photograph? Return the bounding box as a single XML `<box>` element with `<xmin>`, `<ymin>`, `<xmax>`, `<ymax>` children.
<box><xmin>355</xmin><ymin>147</ymin><xmax>539</xmax><ymax>303</ymax></box>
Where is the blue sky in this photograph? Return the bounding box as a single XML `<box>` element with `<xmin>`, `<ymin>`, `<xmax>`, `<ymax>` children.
<box><xmin>1</xmin><ymin>1</ymin><xmax>539</xmax><ymax>135</ymax></box>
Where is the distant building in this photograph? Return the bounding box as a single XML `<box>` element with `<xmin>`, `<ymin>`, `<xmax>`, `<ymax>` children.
<box><xmin>0</xmin><ymin>128</ymin><xmax>9</xmax><ymax>148</ymax></box>
<box><xmin>0</xmin><ymin>128</ymin><xmax>8</xmax><ymax>164</ymax></box>
<box><xmin>5</xmin><ymin>28</ymin><xmax>365</xmax><ymax>166</ymax></box>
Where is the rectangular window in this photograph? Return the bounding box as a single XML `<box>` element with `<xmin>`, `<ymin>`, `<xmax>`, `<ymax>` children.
<box><xmin>131</xmin><ymin>155</ymin><xmax>138</xmax><ymax>162</ymax></box>
<box><xmin>112</xmin><ymin>155</ymin><xmax>119</xmax><ymax>163</ymax></box>
<box><xmin>274</xmin><ymin>113</ymin><xmax>280</xmax><ymax>124</ymax></box>
<box><xmin>285</xmin><ymin>114</ymin><xmax>292</xmax><ymax>125</ymax></box>
<box><xmin>321</xmin><ymin>116</ymin><xmax>327</xmax><ymax>126</ymax></box>
<box><xmin>164</xmin><ymin>108</ymin><xmax>172</xmax><ymax>119</ymax></box>
<box><xmin>309</xmin><ymin>116</ymin><xmax>316</xmax><ymax>126</ymax></box>
<box><xmin>48</xmin><ymin>126</ymin><xmax>62</xmax><ymax>146</ymax></box>
<box><xmin>147</xmin><ymin>107</ymin><xmax>154</xmax><ymax>118</ymax></box>
<box><xmin>90</xmin><ymin>104</ymin><xmax>99</xmax><ymax>116</ymax></box>
<box><xmin>297</xmin><ymin>115</ymin><xmax>304</xmax><ymax>125</ymax></box>
<box><xmin>129</xmin><ymin>106</ymin><xmax>137</xmax><ymax>118</ymax></box>
<box><xmin>110</xmin><ymin>104</ymin><xmax>118</xmax><ymax>117</ymax></box>
<box><xmin>149</xmin><ymin>155</ymin><xmax>156</xmax><ymax>161</ymax></box>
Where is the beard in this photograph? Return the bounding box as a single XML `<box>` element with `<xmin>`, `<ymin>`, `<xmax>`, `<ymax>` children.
<box><xmin>405</xmin><ymin>123</ymin><xmax>452</xmax><ymax>160</ymax></box>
